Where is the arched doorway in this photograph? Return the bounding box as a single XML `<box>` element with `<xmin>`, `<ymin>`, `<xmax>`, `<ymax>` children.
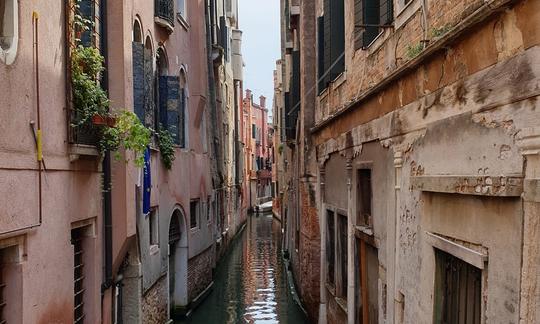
<box><xmin>168</xmin><ymin>207</ymin><xmax>188</xmax><ymax>318</ymax></box>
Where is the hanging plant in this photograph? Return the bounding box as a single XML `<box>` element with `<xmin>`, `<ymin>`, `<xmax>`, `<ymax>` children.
<box><xmin>157</xmin><ymin>125</ymin><xmax>176</xmax><ymax>170</ymax></box>
<box><xmin>69</xmin><ymin>4</ymin><xmax>151</xmax><ymax>168</ymax></box>
<box><xmin>99</xmin><ymin>111</ymin><xmax>152</xmax><ymax>167</ymax></box>
<box><xmin>71</xmin><ymin>45</ymin><xmax>110</xmax><ymax>126</ymax></box>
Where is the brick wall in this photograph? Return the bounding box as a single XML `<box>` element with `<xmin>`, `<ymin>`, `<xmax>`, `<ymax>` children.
<box><xmin>141</xmin><ymin>275</ymin><xmax>168</xmax><ymax>324</ymax></box>
<box><xmin>188</xmin><ymin>247</ymin><xmax>213</xmax><ymax>301</ymax></box>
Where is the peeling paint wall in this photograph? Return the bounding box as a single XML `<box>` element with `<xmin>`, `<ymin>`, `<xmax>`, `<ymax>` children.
<box><xmin>309</xmin><ymin>0</ymin><xmax>540</xmax><ymax>323</ymax></box>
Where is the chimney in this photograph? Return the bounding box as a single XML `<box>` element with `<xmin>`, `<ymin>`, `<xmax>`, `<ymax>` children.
<box><xmin>245</xmin><ymin>89</ymin><xmax>252</xmax><ymax>101</ymax></box>
<box><xmin>259</xmin><ymin>95</ymin><xmax>266</xmax><ymax>108</ymax></box>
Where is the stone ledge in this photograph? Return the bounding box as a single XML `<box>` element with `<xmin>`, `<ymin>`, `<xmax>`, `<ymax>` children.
<box><xmin>425</xmin><ymin>232</ymin><xmax>488</xmax><ymax>269</ymax></box>
<box><xmin>411</xmin><ymin>175</ymin><xmax>523</xmax><ymax>197</ymax></box>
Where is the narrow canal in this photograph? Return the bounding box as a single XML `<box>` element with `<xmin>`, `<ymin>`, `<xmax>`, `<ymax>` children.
<box><xmin>178</xmin><ymin>213</ymin><xmax>308</xmax><ymax>323</ymax></box>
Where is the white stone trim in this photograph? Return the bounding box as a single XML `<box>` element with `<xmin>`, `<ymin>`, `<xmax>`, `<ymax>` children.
<box><xmin>0</xmin><ymin>0</ymin><xmax>19</xmax><ymax>65</ymax></box>
<box><xmin>425</xmin><ymin>232</ymin><xmax>488</xmax><ymax>269</ymax></box>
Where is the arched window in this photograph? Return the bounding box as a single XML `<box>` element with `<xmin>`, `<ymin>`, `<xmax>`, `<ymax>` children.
<box><xmin>178</xmin><ymin>69</ymin><xmax>187</xmax><ymax>148</ymax></box>
<box><xmin>0</xmin><ymin>0</ymin><xmax>18</xmax><ymax>65</ymax></box>
<box><xmin>132</xmin><ymin>22</ymin><xmax>145</xmax><ymax>122</ymax></box>
<box><xmin>133</xmin><ymin>19</ymin><xmax>142</xmax><ymax>43</ymax></box>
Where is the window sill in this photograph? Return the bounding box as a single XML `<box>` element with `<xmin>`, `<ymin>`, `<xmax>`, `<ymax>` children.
<box><xmin>177</xmin><ymin>14</ymin><xmax>189</xmax><ymax>31</ymax></box>
<box><xmin>335</xmin><ymin>297</ymin><xmax>348</xmax><ymax>314</ymax></box>
<box><xmin>364</xmin><ymin>31</ymin><xmax>387</xmax><ymax>56</ymax></box>
<box><xmin>149</xmin><ymin>245</ymin><xmax>160</xmax><ymax>255</ymax></box>
<box><xmin>325</xmin><ymin>283</ymin><xmax>336</xmax><ymax>297</ymax></box>
<box><xmin>69</xmin><ymin>144</ymin><xmax>100</xmax><ymax>162</ymax></box>
<box><xmin>332</xmin><ymin>72</ymin><xmax>347</xmax><ymax>89</ymax></box>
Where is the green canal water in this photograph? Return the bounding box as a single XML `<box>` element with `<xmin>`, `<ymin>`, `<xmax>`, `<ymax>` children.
<box><xmin>177</xmin><ymin>213</ymin><xmax>309</xmax><ymax>324</ymax></box>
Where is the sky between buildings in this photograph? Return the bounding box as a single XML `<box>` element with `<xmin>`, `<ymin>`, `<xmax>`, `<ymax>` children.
<box><xmin>238</xmin><ymin>0</ymin><xmax>281</xmax><ymax>119</ymax></box>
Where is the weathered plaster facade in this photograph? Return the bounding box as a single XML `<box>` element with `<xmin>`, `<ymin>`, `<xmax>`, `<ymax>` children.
<box><xmin>276</xmin><ymin>0</ymin><xmax>540</xmax><ymax>323</ymax></box>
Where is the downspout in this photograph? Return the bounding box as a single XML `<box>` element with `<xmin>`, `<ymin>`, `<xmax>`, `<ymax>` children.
<box><xmin>100</xmin><ymin>0</ymin><xmax>113</xmax><ymax>299</ymax></box>
<box><xmin>205</xmin><ymin>0</ymin><xmax>224</xmax><ymax>233</ymax></box>
<box><xmin>393</xmin><ymin>152</ymin><xmax>404</xmax><ymax>324</ymax></box>
<box><xmin>318</xmin><ymin>166</ymin><xmax>327</xmax><ymax>324</ymax></box>
<box><xmin>2</xmin><ymin>11</ymin><xmax>44</xmax><ymax>238</ymax></box>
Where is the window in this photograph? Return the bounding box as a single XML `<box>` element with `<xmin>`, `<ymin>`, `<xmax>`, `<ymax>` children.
<box><xmin>149</xmin><ymin>208</ymin><xmax>159</xmax><ymax>246</ymax></box>
<box><xmin>190</xmin><ymin>199</ymin><xmax>200</xmax><ymax>229</ymax></box>
<box><xmin>357</xmin><ymin>169</ymin><xmax>373</xmax><ymax>227</ymax></box>
<box><xmin>77</xmin><ymin>0</ymin><xmax>99</xmax><ymax>47</ymax></box>
<box><xmin>433</xmin><ymin>249</ymin><xmax>482</xmax><ymax>324</ymax></box>
<box><xmin>0</xmin><ymin>245</ymin><xmax>22</xmax><ymax>324</ymax></box>
<box><xmin>252</xmin><ymin>124</ymin><xmax>256</xmax><ymax>139</ymax></box>
<box><xmin>355</xmin><ymin>237</ymin><xmax>380</xmax><ymax>324</ymax></box>
<box><xmin>326</xmin><ymin>210</ymin><xmax>335</xmax><ymax>286</ymax></box>
<box><xmin>158</xmin><ymin>68</ymin><xmax>186</xmax><ymax>147</ymax></box>
<box><xmin>72</xmin><ymin>228</ymin><xmax>86</xmax><ymax>324</ymax></box>
<box><xmin>177</xmin><ymin>0</ymin><xmax>186</xmax><ymax>18</ymax></box>
<box><xmin>354</xmin><ymin>0</ymin><xmax>394</xmax><ymax>50</ymax></box>
<box><xmin>337</xmin><ymin>213</ymin><xmax>348</xmax><ymax>299</ymax></box>
<box><xmin>207</xmin><ymin>196</ymin><xmax>212</xmax><ymax>222</ymax></box>
<box><xmin>0</xmin><ymin>0</ymin><xmax>18</xmax><ymax>64</ymax></box>
<box><xmin>318</xmin><ymin>0</ymin><xmax>345</xmax><ymax>92</ymax></box>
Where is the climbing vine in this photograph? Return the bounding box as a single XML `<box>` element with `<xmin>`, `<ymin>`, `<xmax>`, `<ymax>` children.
<box><xmin>157</xmin><ymin>126</ymin><xmax>176</xmax><ymax>170</ymax></box>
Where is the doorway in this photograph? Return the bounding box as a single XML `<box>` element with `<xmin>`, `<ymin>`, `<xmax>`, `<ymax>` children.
<box><xmin>168</xmin><ymin>208</ymin><xmax>188</xmax><ymax>318</ymax></box>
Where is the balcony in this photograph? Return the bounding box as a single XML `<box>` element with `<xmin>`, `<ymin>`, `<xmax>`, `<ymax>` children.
<box><xmin>154</xmin><ymin>0</ymin><xmax>174</xmax><ymax>32</ymax></box>
<box><xmin>69</xmin><ymin>109</ymin><xmax>100</xmax><ymax>147</ymax></box>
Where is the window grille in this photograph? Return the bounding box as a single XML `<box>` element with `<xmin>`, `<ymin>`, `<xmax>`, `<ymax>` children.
<box><xmin>154</xmin><ymin>0</ymin><xmax>174</xmax><ymax>27</ymax></box>
<box><xmin>0</xmin><ymin>260</ymin><xmax>6</xmax><ymax>324</ymax></box>
<box><xmin>354</xmin><ymin>0</ymin><xmax>394</xmax><ymax>50</ymax></box>
<box><xmin>434</xmin><ymin>249</ymin><xmax>482</xmax><ymax>324</ymax></box>
<box><xmin>326</xmin><ymin>210</ymin><xmax>335</xmax><ymax>285</ymax></box>
<box><xmin>357</xmin><ymin>169</ymin><xmax>373</xmax><ymax>227</ymax></box>
<box><xmin>72</xmin><ymin>228</ymin><xmax>85</xmax><ymax>324</ymax></box>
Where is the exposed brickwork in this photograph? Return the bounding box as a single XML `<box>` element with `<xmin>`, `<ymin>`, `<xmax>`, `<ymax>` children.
<box><xmin>292</xmin><ymin>182</ymin><xmax>321</xmax><ymax>322</ymax></box>
<box><xmin>187</xmin><ymin>247</ymin><xmax>213</xmax><ymax>301</ymax></box>
<box><xmin>141</xmin><ymin>275</ymin><xmax>168</xmax><ymax>324</ymax></box>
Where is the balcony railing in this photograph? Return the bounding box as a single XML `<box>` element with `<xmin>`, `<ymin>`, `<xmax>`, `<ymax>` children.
<box><xmin>69</xmin><ymin>109</ymin><xmax>100</xmax><ymax>146</ymax></box>
<box><xmin>155</xmin><ymin>0</ymin><xmax>175</xmax><ymax>30</ymax></box>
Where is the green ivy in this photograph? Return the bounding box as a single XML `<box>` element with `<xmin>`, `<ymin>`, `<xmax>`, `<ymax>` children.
<box><xmin>430</xmin><ymin>24</ymin><xmax>451</xmax><ymax>39</ymax></box>
<box><xmin>100</xmin><ymin>111</ymin><xmax>151</xmax><ymax>167</ymax></box>
<box><xmin>157</xmin><ymin>126</ymin><xmax>176</xmax><ymax>170</ymax></box>
<box><xmin>406</xmin><ymin>43</ymin><xmax>424</xmax><ymax>60</ymax></box>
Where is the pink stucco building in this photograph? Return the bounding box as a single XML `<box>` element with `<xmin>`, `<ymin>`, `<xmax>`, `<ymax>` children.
<box><xmin>0</xmin><ymin>0</ymin><xmax>244</xmax><ymax>322</ymax></box>
<box><xmin>242</xmin><ymin>89</ymin><xmax>273</xmax><ymax>206</ymax></box>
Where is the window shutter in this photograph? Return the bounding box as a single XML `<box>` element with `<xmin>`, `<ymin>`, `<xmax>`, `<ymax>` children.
<box><xmin>219</xmin><ymin>16</ymin><xmax>228</xmax><ymax>57</ymax></box>
<box><xmin>317</xmin><ymin>16</ymin><xmax>326</xmax><ymax>94</ymax></box>
<box><xmin>330</xmin><ymin>0</ymin><xmax>345</xmax><ymax>80</ymax></box>
<box><xmin>132</xmin><ymin>43</ymin><xmax>145</xmax><ymax>122</ymax></box>
<box><xmin>379</xmin><ymin>0</ymin><xmax>393</xmax><ymax>26</ymax></box>
<box><xmin>287</xmin><ymin>50</ymin><xmax>300</xmax><ymax>140</ymax></box>
<box><xmin>179</xmin><ymin>88</ymin><xmax>185</xmax><ymax>147</ymax></box>
<box><xmin>363</xmin><ymin>0</ymin><xmax>380</xmax><ymax>48</ymax></box>
<box><xmin>143</xmin><ymin>47</ymin><xmax>155</xmax><ymax>128</ymax></box>
<box><xmin>325</xmin><ymin>0</ymin><xmax>345</xmax><ymax>82</ymax></box>
<box><xmin>323</xmin><ymin>0</ymin><xmax>331</xmax><ymax>86</ymax></box>
<box><xmin>354</xmin><ymin>0</ymin><xmax>364</xmax><ymax>50</ymax></box>
<box><xmin>159</xmin><ymin>76</ymin><xmax>181</xmax><ymax>145</ymax></box>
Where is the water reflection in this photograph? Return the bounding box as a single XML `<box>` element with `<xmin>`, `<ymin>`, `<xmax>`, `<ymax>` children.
<box><xmin>178</xmin><ymin>213</ymin><xmax>308</xmax><ymax>324</ymax></box>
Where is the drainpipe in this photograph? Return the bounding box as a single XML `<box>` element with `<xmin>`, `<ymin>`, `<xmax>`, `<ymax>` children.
<box><xmin>318</xmin><ymin>166</ymin><xmax>327</xmax><ymax>324</ymax></box>
<box><xmin>393</xmin><ymin>152</ymin><xmax>404</xmax><ymax>324</ymax></box>
<box><xmin>100</xmin><ymin>0</ymin><xmax>113</xmax><ymax>298</ymax></box>
<box><xmin>346</xmin><ymin>159</ymin><xmax>354</xmax><ymax>324</ymax></box>
<box><xmin>205</xmin><ymin>0</ymin><xmax>224</xmax><ymax>234</ymax></box>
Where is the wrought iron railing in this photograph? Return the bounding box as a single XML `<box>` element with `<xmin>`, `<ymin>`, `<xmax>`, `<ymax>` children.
<box><xmin>155</xmin><ymin>0</ymin><xmax>175</xmax><ymax>28</ymax></box>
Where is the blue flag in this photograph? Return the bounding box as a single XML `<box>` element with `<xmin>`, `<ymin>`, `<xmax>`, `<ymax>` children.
<box><xmin>143</xmin><ymin>148</ymin><xmax>151</xmax><ymax>215</ymax></box>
